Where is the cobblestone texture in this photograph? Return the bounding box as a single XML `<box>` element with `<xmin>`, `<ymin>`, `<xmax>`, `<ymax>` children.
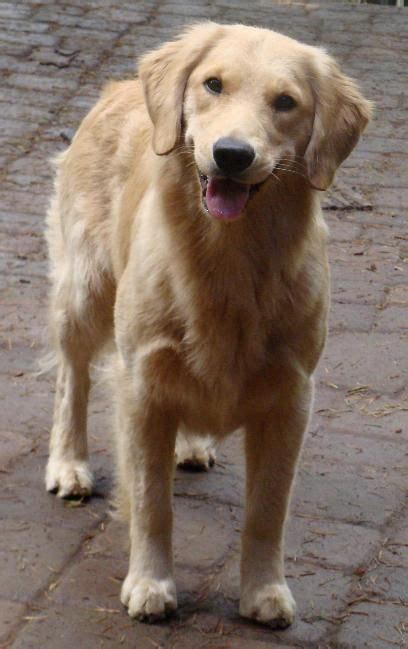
<box><xmin>0</xmin><ymin>1</ymin><xmax>407</xmax><ymax>647</ymax></box>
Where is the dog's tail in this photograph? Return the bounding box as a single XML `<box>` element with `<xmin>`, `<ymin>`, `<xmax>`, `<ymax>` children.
<box><xmin>35</xmin><ymin>349</ymin><xmax>58</xmax><ymax>377</ymax></box>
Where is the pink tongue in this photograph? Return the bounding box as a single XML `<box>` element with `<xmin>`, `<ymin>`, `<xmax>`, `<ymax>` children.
<box><xmin>206</xmin><ymin>177</ymin><xmax>250</xmax><ymax>220</ymax></box>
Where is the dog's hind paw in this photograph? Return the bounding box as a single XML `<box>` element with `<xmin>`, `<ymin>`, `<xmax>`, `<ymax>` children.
<box><xmin>175</xmin><ymin>432</ymin><xmax>216</xmax><ymax>471</ymax></box>
<box><xmin>45</xmin><ymin>458</ymin><xmax>93</xmax><ymax>498</ymax></box>
<box><xmin>240</xmin><ymin>583</ymin><xmax>296</xmax><ymax>629</ymax></box>
<box><xmin>121</xmin><ymin>576</ymin><xmax>177</xmax><ymax>621</ymax></box>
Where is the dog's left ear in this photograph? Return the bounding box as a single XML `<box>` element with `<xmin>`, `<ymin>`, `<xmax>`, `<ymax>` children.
<box><xmin>305</xmin><ymin>52</ymin><xmax>373</xmax><ymax>191</ymax></box>
<box><xmin>139</xmin><ymin>23</ymin><xmax>222</xmax><ymax>156</ymax></box>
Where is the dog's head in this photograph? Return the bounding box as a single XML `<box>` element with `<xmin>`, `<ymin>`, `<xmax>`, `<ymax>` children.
<box><xmin>139</xmin><ymin>23</ymin><xmax>372</xmax><ymax>221</ymax></box>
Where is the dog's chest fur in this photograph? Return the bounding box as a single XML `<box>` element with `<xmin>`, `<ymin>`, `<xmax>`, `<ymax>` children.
<box><xmin>154</xmin><ymin>220</ymin><xmax>302</xmax><ymax>420</ymax></box>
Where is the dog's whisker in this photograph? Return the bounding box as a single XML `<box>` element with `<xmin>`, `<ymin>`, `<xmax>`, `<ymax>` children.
<box><xmin>277</xmin><ymin>158</ymin><xmax>308</xmax><ymax>170</ymax></box>
<box><xmin>275</xmin><ymin>163</ymin><xmax>306</xmax><ymax>173</ymax></box>
<box><xmin>275</xmin><ymin>167</ymin><xmax>309</xmax><ymax>181</ymax></box>
<box><xmin>269</xmin><ymin>170</ymin><xmax>283</xmax><ymax>184</ymax></box>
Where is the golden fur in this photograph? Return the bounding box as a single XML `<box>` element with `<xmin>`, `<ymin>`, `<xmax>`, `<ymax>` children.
<box><xmin>45</xmin><ymin>23</ymin><xmax>371</xmax><ymax>627</ymax></box>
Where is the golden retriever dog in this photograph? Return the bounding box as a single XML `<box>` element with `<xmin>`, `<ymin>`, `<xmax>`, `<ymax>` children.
<box><xmin>45</xmin><ymin>23</ymin><xmax>371</xmax><ymax>628</ymax></box>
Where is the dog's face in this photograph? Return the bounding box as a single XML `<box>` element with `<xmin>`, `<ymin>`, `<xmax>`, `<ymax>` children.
<box><xmin>140</xmin><ymin>24</ymin><xmax>372</xmax><ymax>221</ymax></box>
<box><xmin>184</xmin><ymin>33</ymin><xmax>316</xmax><ymax>219</ymax></box>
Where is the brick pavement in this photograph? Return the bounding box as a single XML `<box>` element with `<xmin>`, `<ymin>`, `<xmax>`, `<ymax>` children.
<box><xmin>0</xmin><ymin>1</ymin><xmax>407</xmax><ymax>647</ymax></box>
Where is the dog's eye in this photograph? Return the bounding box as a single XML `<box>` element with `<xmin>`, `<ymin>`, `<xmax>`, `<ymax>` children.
<box><xmin>204</xmin><ymin>78</ymin><xmax>222</xmax><ymax>95</ymax></box>
<box><xmin>274</xmin><ymin>94</ymin><xmax>297</xmax><ymax>111</ymax></box>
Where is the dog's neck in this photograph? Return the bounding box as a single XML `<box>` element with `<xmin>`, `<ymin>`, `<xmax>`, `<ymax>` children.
<box><xmin>157</xmin><ymin>148</ymin><xmax>317</xmax><ymax>280</ymax></box>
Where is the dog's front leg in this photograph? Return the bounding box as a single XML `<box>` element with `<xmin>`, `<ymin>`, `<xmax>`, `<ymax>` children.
<box><xmin>116</xmin><ymin>360</ymin><xmax>178</xmax><ymax>621</ymax></box>
<box><xmin>240</xmin><ymin>375</ymin><xmax>313</xmax><ymax>628</ymax></box>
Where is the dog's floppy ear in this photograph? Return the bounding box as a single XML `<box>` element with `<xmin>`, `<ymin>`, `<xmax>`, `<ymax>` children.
<box><xmin>304</xmin><ymin>51</ymin><xmax>373</xmax><ymax>191</ymax></box>
<box><xmin>139</xmin><ymin>23</ymin><xmax>222</xmax><ymax>156</ymax></box>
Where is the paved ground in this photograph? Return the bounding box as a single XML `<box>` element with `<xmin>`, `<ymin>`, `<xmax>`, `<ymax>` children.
<box><xmin>0</xmin><ymin>1</ymin><xmax>407</xmax><ymax>647</ymax></box>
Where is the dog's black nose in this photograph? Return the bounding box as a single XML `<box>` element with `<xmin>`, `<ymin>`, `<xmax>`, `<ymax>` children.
<box><xmin>213</xmin><ymin>138</ymin><xmax>255</xmax><ymax>175</ymax></box>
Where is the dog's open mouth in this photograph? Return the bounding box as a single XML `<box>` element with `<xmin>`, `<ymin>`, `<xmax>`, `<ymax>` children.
<box><xmin>199</xmin><ymin>173</ymin><xmax>262</xmax><ymax>221</ymax></box>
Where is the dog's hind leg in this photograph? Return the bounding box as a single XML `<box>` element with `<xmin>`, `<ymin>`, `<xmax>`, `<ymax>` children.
<box><xmin>45</xmin><ymin>207</ymin><xmax>114</xmax><ymax>498</ymax></box>
<box><xmin>175</xmin><ymin>426</ymin><xmax>217</xmax><ymax>471</ymax></box>
<box><xmin>46</xmin><ymin>339</ymin><xmax>94</xmax><ymax>497</ymax></box>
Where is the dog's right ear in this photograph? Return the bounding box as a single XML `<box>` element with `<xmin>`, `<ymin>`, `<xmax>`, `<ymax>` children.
<box><xmin>139</xmin><ymin>23</ymin><xmax>222</xmax><ymax>156</ymax></box>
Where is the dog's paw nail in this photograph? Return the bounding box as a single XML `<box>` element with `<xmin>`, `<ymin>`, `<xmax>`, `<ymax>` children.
<box><xmin>176</xmin><ymin>455</ymin><xmax>215</xmax><ymax>472</ymax></box>
<box><xmin>240</xmin><ymin>583</ymin><xmax>296</xmax><ymax>628</ymax></box>
<box><xmin>121</xmin><ymin>576</ymin><xmax>177</xmax><ymax>621</ymax></box>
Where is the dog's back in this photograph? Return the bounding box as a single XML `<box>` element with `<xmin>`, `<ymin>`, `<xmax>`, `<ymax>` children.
<box><xmin>47</xmin><ymin>80</ymin><xmax>152</xmax><ymax>285</ymax></box>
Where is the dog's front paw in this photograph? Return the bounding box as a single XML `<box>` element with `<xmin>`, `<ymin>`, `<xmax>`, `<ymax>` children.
<box><xmin>240</xmin><ymin>583</ymin><xmax>296</xmax><ymax>629</ymax></box>
<box><xmin>45</xmin><ymin>457</ymin><xmax>93</xmax><ymax>498</ymax></box>
<box><xmin>121</xmin><ymin>576</ymin><xmax>177</xmax><ymax>621</ymax></box>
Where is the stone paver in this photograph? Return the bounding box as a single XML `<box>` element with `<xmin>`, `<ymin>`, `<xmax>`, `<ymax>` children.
<box><xmin>0</xmin><ymin>1</ymin><xmax>407</xmax><ymax>647</ymax></box>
